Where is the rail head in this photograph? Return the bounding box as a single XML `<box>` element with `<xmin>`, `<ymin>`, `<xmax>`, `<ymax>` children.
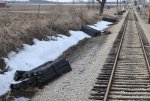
<box><xmin>103</xmin><ymin>12</ymin><xmax>129</xmax><ymax>101</ymax></box>
<box><xmin>134</xmin><ymin>15</ymin><xmax>150</xmax><ymax>80</ymax></box>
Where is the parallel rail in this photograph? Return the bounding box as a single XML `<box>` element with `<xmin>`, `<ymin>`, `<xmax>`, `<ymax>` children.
<box><xmin>104</xmin><ymin>9</ymin><xmax>150</xmax><ymax>101</ymax></box>
<box><xmin>90</xmin><ymin>9</ymin><xmax>150</xmax><ymax>101</ymax></box>
<box><xmin>103</xmin><ymin>10</ymin><xmax>128</xmax><ymax>101</ymax></box>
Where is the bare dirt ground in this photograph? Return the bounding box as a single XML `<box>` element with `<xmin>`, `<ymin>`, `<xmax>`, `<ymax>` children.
<box><xmin>134</xmin><ymin>9</ymin><xmax>150</xmax><ymax>44</ymax></box>
<box><xmin>32</xmin><ymin>11</ymin><xmax>128</xmax><ymax>101</ymax></box>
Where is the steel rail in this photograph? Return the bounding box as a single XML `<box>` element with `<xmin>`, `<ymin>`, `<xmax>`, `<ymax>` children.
<box><xmin>136</xmin><ymin>22</ymin><xmax>150</xmax><ymax>77</ymax></box>
<box><xmin>104</xmin><ymin>10</ymin><xmax>150</xmax><ymax>101</ymax></box>
<box><xmin>103</xmin><ymin>12</ymin><xmax>129</xmax><ymax>101</ymax></box>
<box><xmin>133</xmin><ymin>10</ymin><xmax>150</xmax><ymax>74</ymax></box>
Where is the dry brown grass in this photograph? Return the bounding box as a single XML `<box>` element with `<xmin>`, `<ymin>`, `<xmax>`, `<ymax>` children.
<box><xmin>0</xmin><ymin>4</ymin><xmax>118</xmax><ymax>60</ymax></box>
<box><xmin>0</xmin><ymin>4</ymin><xmax>102</xmax><ymax>58</ymax></box>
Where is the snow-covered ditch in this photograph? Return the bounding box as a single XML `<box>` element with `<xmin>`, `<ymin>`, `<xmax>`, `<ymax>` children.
<box><xmin>0</xmin><ymin>20</ymin><xmax>112</xmax><ymax>97</ymax></box>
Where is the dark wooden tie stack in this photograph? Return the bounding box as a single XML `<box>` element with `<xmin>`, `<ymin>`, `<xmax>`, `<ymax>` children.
<box><xmin>11</xmin><ymin>58</ymin><xmax>72</xmax><ymax>90</ymax></box>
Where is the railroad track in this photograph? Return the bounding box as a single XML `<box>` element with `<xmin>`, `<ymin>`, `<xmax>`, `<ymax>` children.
<box><xmin>90</xmin><ymin>9</ymin><xmax>150</xmax><ymax>101</ymax></box>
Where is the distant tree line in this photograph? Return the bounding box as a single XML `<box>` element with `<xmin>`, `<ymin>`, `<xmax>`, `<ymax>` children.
<box><xmin>29</xmin><ymin>0</ymin><xmax>50</xmax><ymax>3</ymax></box>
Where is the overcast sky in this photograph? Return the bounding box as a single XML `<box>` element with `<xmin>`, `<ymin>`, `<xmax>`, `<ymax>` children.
<box><xmin>5</xmin><ymin>0</ymin><xmax>149</xmax><ymax>2</ymax></box>
<box><xmin>9</xmin><ymin>0</ymin><xmax>117</xmax><ymax>2</ymax></box>
<box><xmin>49</xmin><ymin>0</ymin><xmax>116</xmax><ymax>1</ymax></box>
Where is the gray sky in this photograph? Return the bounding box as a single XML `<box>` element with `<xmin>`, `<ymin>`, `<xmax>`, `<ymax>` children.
<box><xmin>12</xmin><ymin>0</ymin><xmax>117</xmax><ymax>2</ymax></box>
<box><xmin>7</xmin><ymin>0</ymin><xmax>149</xmax><ymax>3</ymax></box>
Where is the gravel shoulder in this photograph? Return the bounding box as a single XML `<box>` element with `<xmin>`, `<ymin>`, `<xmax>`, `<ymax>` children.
<box><xmin>32</xmin><ymin>12</ymin><xmax>128</xmax><ymax>101</ymax></box>
<box><xmin>134</xmin><ymin>10</ymin><xmax>150</xmax><ymax>44</ymax></box>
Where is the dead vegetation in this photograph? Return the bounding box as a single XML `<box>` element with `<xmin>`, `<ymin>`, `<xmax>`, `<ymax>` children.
<box><xmin>0</xmin><ymin>4</ymin><xmax>101</xmax><ymax>59</ymax></box>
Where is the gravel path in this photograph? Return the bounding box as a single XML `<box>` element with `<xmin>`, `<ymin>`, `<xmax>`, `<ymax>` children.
<box><xmin>134</xmin><ymin>10</ymin><xmax>150</xmax><ymax>44</ymax></box>
<box><xmin>32</xmin><ymin>13</ymin><xmax>128</xmax><ymax>101</ymax></box>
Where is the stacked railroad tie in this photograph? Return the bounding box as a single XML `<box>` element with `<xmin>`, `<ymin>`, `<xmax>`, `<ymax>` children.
<box><xmin>103</xmin><ymin>17</ymin><xmax>118</xmax><ymax>23</ymax></box>
<box><xmin>11</xmin><ymin>58</ymin><xmax>72</xmax><ymax>90</ymax></box>
<box><xmin>81</xmin><ymin>25</ymin><xmax>111</xmax><ymax>37</ymax></box>
<box><xmin>114</xmin><ymin>10</ymin><xmax>126</xmax><ymax>15</ymax></box>
<box><xmin>81</xmin><ymin>25</ymin><xmax>101</xmax><ymax>37</ymax></box>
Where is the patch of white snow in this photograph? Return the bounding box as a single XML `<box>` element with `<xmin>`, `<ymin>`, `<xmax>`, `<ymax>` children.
<box><xmin>14</xmin><ymin>97</ymin><xmax>30</xmax><ymax>101</ymax></box>
<box><xmin>88</xmin><ymin>21</ymin><xmax>113</xmax><ymax>31</ymax></box>
<box><xmin>0</xmin><ymin>30</ymin><xmax>90</xmax><ymax>96</ymax></box>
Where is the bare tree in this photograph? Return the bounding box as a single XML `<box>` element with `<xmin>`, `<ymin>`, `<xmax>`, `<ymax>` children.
<box><xmin>149</xmin><ymin>0</ymin><xmax>150</xmax><ymax>23</ymax></box>
<box><xmin>37</xmin><ymin>0</ymin><xmax>41</xmax><ymax>20</ymax></box>
<box><xmin>120</xmin><ymin>0</ymin><xmax>122</xmax><ymax>10</ymax></box>
<box><xmin>117</xmin><ymin>0</ymin><xmax>118</xmax><ymax>17</ymax></box>
<box><xmin>72</xmin><ymin>0</ymin><xmax>75</xmax><ymax>4</ymax></box>
<box><xmin>91</xmin><ymin>0</ymin><xmax>95</xmax><ymax>9</ymax></box>
<box><xmin>87</xmin><ymin>0</ymin><xmax>91</xmax><ymax>10</ymax></box>
<box><xmin>143</xmin><ymin>0</ymin><xmax>146</xmax><ymax>18</ymax></box>
<box><xmin>96</xmin><ymin>0</ymin><xmax>106</xmax><ymax>15</ymax></box>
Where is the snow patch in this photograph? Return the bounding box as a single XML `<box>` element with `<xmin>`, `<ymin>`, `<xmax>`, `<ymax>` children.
<box><xmin>0</xmin><ymin>31</ymin><xmax>90</xmax><ymax>96</ymax></box>
<box><xmin>14</xmin><ymin>97</ymin><xmax>30</xmax><ymax>101</ymax></box>
<box><xmin>88</xmin><ymin>21</ymin><xmax>113</xmax><ymax>31</ymax></box>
